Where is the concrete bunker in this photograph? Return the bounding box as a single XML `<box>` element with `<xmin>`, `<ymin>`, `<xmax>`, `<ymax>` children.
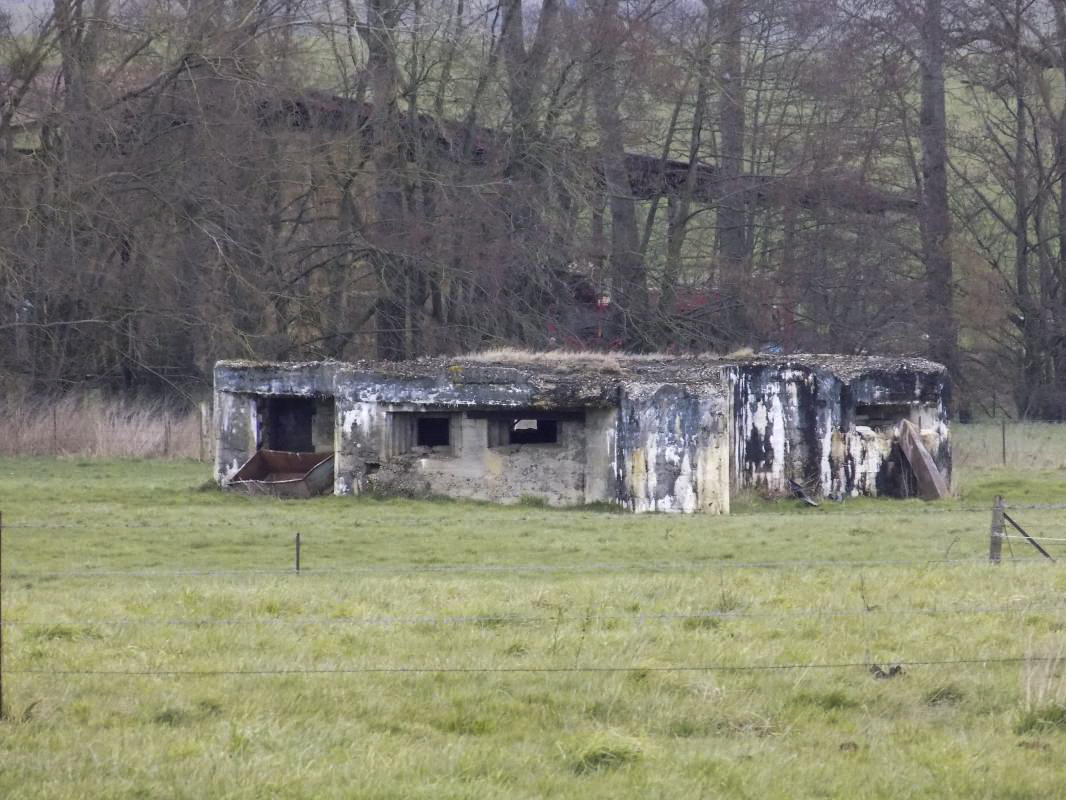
<box><xmin>214</xmin><ymin>353</ymin><xmax>950</xmax><ymax>511</ymax></box>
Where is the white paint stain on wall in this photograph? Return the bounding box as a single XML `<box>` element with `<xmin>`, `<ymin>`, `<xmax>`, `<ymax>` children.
<box><xmin>820</xmin><ymin>418</ymin><xmax>834</xmax><ymax>492</ymax></box>
<box><xmin>672</xmin><ymin>450</ymin><xmax>695</xmax><ymax>512</ymax></box>
<box><xmin>623</xmin><ymin>391</ymin><xmax>729</xmax><ymax>514</ymax></box>
<box><xmin>846</xmin><ymin>427</ymin><xmax>888</xmax><ymax>496</ymax></box>
<box><xmin>737</xmin><ymin>379</ymin><xmax>789</xmax><ymax>492</ymax></box>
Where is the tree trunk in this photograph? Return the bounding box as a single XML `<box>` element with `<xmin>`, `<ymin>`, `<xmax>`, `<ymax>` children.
<box><xmin>918</xmin><ymin>0</ymin><xmax>958</xmax><ymax>384</ymax></box>
<box><xmin>591</xmin><ymin>0</ymin><xmax>648</xmax><ymax>349</ymax></box>
<box><xmin>662</xmin><ymin>68</ymin><xmax>710</xmax><ymax>339</ymax></box>
<box><xmin>716</xmin><ymin>0</ymin><xmax>748</xmax><ymax>281</ymax></box>
<box><xmin>361</xmin><ymin>0</ymin><xmax>408</xmax><ymax>360</ymax></box>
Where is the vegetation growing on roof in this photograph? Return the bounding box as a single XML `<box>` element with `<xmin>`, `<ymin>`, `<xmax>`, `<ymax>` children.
<box><xmin>459</xmin><ymin>348</ymin><xmax>624</xmax><ymax>374</ymax></box>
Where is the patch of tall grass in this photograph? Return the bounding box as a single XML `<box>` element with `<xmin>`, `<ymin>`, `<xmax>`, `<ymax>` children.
<box><xmin>1018</xmin><ymin>640</ymin><xmax>1066</xmax><ymax>734</ymax></box>
<box><xmin>0</xmin><ymin>395</ymin><xmax>204</xmax><ymax>459</ymax></box>
<box><xmin>954</xmin><ymin>422</ymin><xmax>1066</xmax><ymax>471</ymax></box>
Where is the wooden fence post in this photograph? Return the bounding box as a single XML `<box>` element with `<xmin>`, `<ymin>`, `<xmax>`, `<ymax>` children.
<box><xmin>989</xmin><ymin>495</ymin><xmax>1004</xmax><ymax>564</ymax></box>
<box><xmin>199</xmin><ymin>401</ymin><xmax>211</xmax><ymax>464</ymax></box>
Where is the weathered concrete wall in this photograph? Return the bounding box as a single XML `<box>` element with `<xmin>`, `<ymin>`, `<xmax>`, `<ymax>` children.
<box><xmin>333</xmin><ymin>399</ymin><xmax>383</xmax><ymax>495</ymax></box>
<box><xmin>829</xmin><ymin>420</ymin><xmax>946</xmax><ymax>499</ymax></box>
<box><xmin>617</xmin><ymin>382</ymin><xmax>730</xmax><ymax>513</ymax></box>
<box><xmin>328</xmin><ymin>362</ymin><xmax>625</xmax><ymax>504</ymax></box>
<box><xmin>584</xmin><ymin>408</ymin><xmax>619</xmax><ymax>505</ymax></box>
<box><xmin>367</xmin><ymin>414</ymin><xmax>591</xmax><ymax>506</ymax></box>
<box><xmin>337</xmin><ymin>405</ymin><xmax>619</xmax><ymax>507</ymax></box>
<box><xmin>733</xmin><ymin>366</ymin><xmax>838</xmax><ymax>496</ymax></box>
<box><xmin>214</xmin><ymin>361</ymin><xmax>334</xmax><ymax>397</ymax></box>
<box><xmin>331</xmin><ymin>362</ymin><xmax>617</xmax><ymax>410</ymax></box>
<box><xmin>847</xmin><ymin>370</ymin><xmax>951</xmax><ymax>488</ymax></box>
<box><xmin>213</xmin><ymin>391</ymin><xmax>259</xmax><ymax>483</ymax></box>
<box><xmin>733</xmin><ymin>363</ymin><xmax>951</xmax><ymax>499</ymax></box>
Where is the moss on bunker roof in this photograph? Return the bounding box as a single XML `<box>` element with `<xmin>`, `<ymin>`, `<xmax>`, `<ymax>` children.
<box><xmin>216</xmin><ymin>352</ymin><xmax>945</xmax><ymax>385</ymax></box>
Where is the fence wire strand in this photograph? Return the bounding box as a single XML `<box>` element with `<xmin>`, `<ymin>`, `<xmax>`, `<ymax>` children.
<box><xmin>0</xmin><ymin>507</ymin><xmax>1007</xmax><ymax>529</ymax></box>
<box><xmin>7</xmin><ymin>553</ymin><xmax>1065</xmax><ymax>580</ymax></box>
<box><xmin>5</xmin><ymin>501</ymin><xmax>1066</xmax><ymax>531</ymax></box>
<box><xmin>4</xmin><ymin>499</ymin><xmax>1066</xmax><ymax>689</ymax></box>
<box><xmin>5</xmin><ymin>599</ymin><xmax>1066</xmax><ymax>630</ymax></box>
<box><xmin>7</xmin><ymin>655</ymin><xmax>1061</xmax><ymax>678</ymax></box>
<box><xmin>5</xmin><ymin>498</ymin><xmax>1066</xmax><ymax>534</ymax></box>
<box><xmin>4</xmin><ymin>557</ymin><xmax>1057</xmax><ymax>580</ymax></box>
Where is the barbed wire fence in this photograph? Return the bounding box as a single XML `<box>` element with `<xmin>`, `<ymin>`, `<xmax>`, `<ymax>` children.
<box><xmin>7</xmin><ymin>656</ymin><xmax>1065</xmax><ymax>679</ymax></box>
<box><xmin>5</xmin><ymin>498</ymin><xmax>1066</xmax><ymax>534</ymax></box>
<box><xmin>1</xmin><ymin>499</ymin><xmax>1066</xmax><ymax>717</ymax></box>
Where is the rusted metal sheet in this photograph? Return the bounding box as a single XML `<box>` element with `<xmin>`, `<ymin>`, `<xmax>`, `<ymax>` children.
<box><xmin>897</xmin><ymin>420</ymin><xmax>950</xmax><ymax>500</ymax></box>
<box><xmin>226</xmin><ymin>449</ymin><xmax>335</xmax><ymax>498</ymax></box>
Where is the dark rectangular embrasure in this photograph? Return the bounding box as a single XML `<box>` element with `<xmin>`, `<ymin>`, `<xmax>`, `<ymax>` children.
<box><xmin>264</xmin><ymin>396</ymin><xmax>315</xmax><ymax>451</ymax></box>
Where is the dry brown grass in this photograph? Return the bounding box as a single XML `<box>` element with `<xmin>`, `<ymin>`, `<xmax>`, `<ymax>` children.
<box><xmin>460</xmin><ymin>348</ymin><xmax>625</xmax><ymax>373</ymax></box>
<box><xmin>460</xmin><ymin>348</ymin><xmax>758</xmax><ymax>371</ymax></box>
<box><xmin>953</xmin><ymin>422</ymin><xmax>1066</xmax><ymax>470</ymax></box>
<box><xmin>0</xmin><ymin>395</ymin><xmax>206</xmax><ymax>459</ymax></box>
<box><xmin>1022</xmin><ymin>639</ymin><xmax>1066</xmax><ymax>714</ymax></box>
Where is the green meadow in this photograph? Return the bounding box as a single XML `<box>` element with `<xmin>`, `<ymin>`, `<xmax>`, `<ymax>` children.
<box><xmin>1</xmin><ymin>423</ymin><xmax>1066</xmax><ymax>798</ymax></box>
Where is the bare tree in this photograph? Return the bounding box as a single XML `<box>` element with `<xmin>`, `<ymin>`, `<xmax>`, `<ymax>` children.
<box><xmin>6</xmin><ymin>0</ymin><xmax>1048</xmax><ymax>416</ymax></box>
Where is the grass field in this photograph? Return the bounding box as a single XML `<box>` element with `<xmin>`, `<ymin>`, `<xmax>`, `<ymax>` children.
<box><xmin>2</xmin><ymin>426</ymin><xmax>1066</xmax><ymax>798</ymax></box>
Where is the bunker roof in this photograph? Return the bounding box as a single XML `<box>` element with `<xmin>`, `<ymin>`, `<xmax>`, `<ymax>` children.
<box><xmin>217</xmin><ymin>351</ymin><xmax>945</xmax><ymax>387</ymax></box>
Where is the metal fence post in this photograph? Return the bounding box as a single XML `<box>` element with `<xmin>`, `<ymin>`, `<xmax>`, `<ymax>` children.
<box><xmin>989</xmin><ymin>495</ymin><xmax>1004</xmax><ymax>564</ymax></box>
<box><xmin>1</xmin><ymin>510</ymin><xmax>5</xmax><ymax>720</ymax></box>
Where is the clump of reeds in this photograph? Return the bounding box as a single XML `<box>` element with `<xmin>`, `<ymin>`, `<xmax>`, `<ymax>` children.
<box><xmin>1017</xmin><ymin>641</ymin><xmax>1066</xmax><ymax>734</ymax></box>
<box><xmin>0</xmin><ymin>395</ymin><xmax>204</xmax><ymax>459</ymax></box>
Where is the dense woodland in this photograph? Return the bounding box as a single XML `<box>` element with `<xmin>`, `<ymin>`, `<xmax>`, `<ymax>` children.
<box><xmin>4</xmin><ymin>0</ymin><xmax>1066</xmax><ymax>417</ymax></box>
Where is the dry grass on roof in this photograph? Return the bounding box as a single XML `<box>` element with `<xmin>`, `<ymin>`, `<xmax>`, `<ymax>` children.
<box><xmin>461</xmin><ymin>348</ymin><xmax>744</xmax><ymax>374</ymax></box>
<box><xmin>461</xmin><ymin>348</ymin><xmax>624</xmax><ymax>373</ymax></box>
